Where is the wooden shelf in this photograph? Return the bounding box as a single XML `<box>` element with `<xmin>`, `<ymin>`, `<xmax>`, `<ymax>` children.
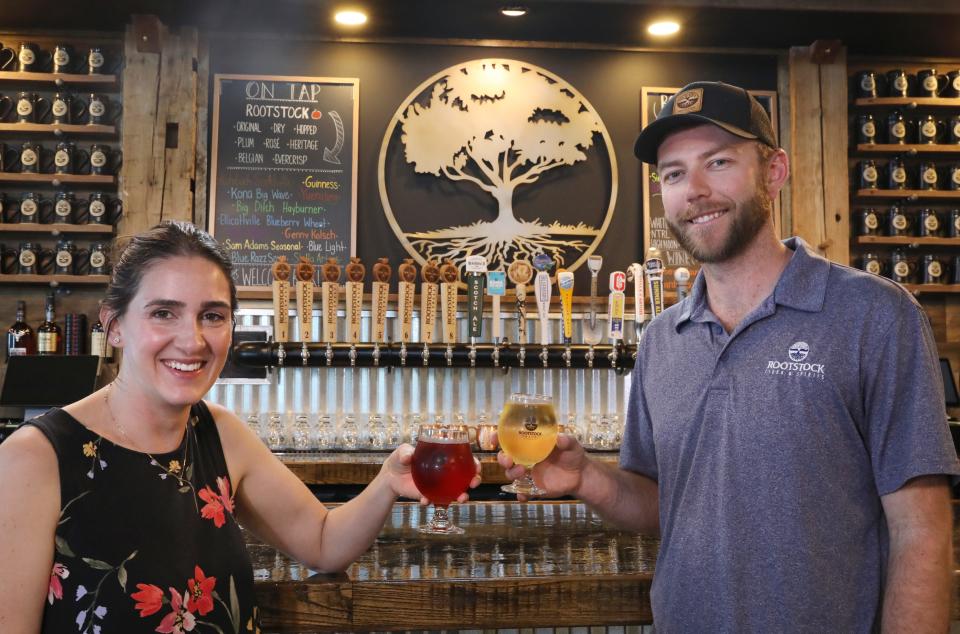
<box><xmin>855</xmin><ymin>189</ymin><xmax>960</xmax><ymax>200</ymax></box>
<box><xmin>0</xmin><ymin>71</ymin><xmax>116</xmax><ymax>86</ymax></box>
<box><xmin>857</xmin><ymin>236</ymin><xmax>960</xmax><ymax>246</ymax></box>
<box><xmin>0</xmin><ymin>122</ymin><xmax>116</xmax><ymax>136</ymax></box>
<box><xmin>901</xmin><ymin>284</ymin><xmax>960</xmax><ymax>294</ymax></box>
<box><xmin>856</xmin><ymin>143</ymin><xmax>960</xmax><ymax>154</ymax></box>
<box><xmin>854</xmin><ymin>97</ymin><xmax>960</xmax><ymax>107</ymax></box>
<box><xmin>0</xmin><ymin>274</ymin><xmax>109</xmax><ymax>285</ymax></box>
<box><xmin>0</xmin><ymin>173</ymin><xmax>114</xmax><ymax>185</ymax></box>
<box><xmin>0</xmin><ymin>223</ymin><xmax>113</xmax><ymax>235</ymax></box>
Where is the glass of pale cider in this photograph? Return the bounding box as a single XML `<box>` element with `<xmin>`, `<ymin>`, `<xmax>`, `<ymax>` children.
<box><xmin>497</xmin><ymin>393</ymin><xmax>558</xmax><ymax>496</ymax></box>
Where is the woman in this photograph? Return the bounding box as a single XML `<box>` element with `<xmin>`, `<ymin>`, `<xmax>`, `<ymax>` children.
<box><xmin>0</xmin><ymin>221</ymin><xmax>479</xmax><ymax>633</ymax></box>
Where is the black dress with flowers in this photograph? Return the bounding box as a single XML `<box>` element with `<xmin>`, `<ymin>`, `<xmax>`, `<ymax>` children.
<box><xmin>27</xmin><ymin>401</ymin><xmax>260</xmax><ymax>634</ymax></box>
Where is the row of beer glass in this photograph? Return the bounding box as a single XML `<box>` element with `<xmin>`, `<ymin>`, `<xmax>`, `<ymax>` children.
<box><xmin>855</xmin><ymin>68</ymin><xmax>960</xmax><ymax>99</ymax></box>
<box><xmin>244</xmin><ymin>410</ymin><xmax>624</xmax><ymax>452</ymax></box>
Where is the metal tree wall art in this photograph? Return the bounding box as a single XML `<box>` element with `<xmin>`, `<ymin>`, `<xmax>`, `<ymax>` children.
<box><xmin>379</xmin><ymin>59</ymin><xmax>617</xmax><ymax>275</ymax></box>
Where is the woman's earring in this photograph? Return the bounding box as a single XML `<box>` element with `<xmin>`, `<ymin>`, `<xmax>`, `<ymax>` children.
<box><xmin>114</xmin><ymin>336</ymin><xmax>120</xmax><ymax>344</ymax></box>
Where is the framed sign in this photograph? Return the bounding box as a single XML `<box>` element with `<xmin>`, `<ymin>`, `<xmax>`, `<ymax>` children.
<box><xmin>209</xmin><ymin>74</ymin><xmax>359</xmax><ymax>290</ymax></box>
<box><xmin>640</xmin><ymin>87</ymin><xmax>779</xmax><ymax>272</ymax></box>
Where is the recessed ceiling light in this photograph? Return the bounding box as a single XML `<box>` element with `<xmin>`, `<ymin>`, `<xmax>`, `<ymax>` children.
<box><xmin>335</xmin><ymin>9</ymin><xmax>368</xmax><ymax>26</ymax></box>
<box><xmin>647</xmin><ymin>20</ymin><xmax>681</xmax><ymax>36</ymax></box>
<box><xmin>501</xmin><ymin>6</ymin><xmax>528</xmax><ymax>17</ymax></box>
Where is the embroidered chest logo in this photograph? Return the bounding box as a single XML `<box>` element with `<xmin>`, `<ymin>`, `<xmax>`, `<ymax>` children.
<box><xmin>765</xmin><ymin>340</ymin><xmax>825</xmax><ymax>380</ymax></box>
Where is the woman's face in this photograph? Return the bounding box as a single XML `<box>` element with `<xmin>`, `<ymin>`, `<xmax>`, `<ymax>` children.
<box><xmin>110</xmin><ymin>255</ymin><xmax>233</xmax><ymax>413</ymax></box>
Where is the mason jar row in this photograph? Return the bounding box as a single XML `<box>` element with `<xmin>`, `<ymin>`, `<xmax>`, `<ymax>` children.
<box><xmin>856</xmin><ymin>110</ymin><xmax>960</xmax><ymax>145</ymax></box>
<box><xmin>0</xmin><ymin>41</ymin><xmax>118</xmax><ymax>75</ymax></box>
<box><xmin>0</xmin><ymin>190</ymin><xmax>121</xmax><ymax>225</ymax></box>
<box><xmin>0</xmin><ymin>239</ymin><xmax>111</xmax><ymax>276</ymax></box>
<box><xmin>855</xmin><ymin>68</ymin><xmax>960</xmax><ymax>99</ymax></box>
<box><xmin>0</xmin><ymin>91</ymin><xmax>119</xmax><ymax>126</ymax></box>
<box><xmin>861</xmin><ymin>251</ymin><xmax>956</xmax><ymax>285</ymax></box>
<box><xmin>0</xmin><ymin>141</ymin><xmax>121</xmax><ymax>175</ymax></box>
<box><xmin>858</xmin><ymin>205</ymin><xmax>960</xmax><ymax>238</ymax></box>
<box><xmin>857</xmin><ymin>158</ymin><xmax>960</xmax><ymax>191</ymax></box>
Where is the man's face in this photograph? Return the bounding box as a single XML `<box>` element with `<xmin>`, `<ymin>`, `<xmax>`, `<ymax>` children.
<box><xmin>656</xmin><ymin>124</ymin><xmax>773</xmax><ymax>264</ymax></box>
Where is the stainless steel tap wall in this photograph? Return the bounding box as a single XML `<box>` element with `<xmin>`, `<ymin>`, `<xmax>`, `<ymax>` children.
<box><xmin>205</xmin><ymin>304</ymin><xmax>635</xmax><ymax>424</ymax></box>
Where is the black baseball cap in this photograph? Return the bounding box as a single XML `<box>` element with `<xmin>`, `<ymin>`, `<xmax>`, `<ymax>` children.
<box><xmin>634</xmin><ymin>81</ymin><xmax>777</xmax><ymax>164</ymax></box>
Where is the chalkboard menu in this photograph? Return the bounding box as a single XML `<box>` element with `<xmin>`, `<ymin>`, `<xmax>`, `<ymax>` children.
<box><xmin>640</xmin><ymin>86</ymin><xmax>777</xmax><ymax>271</ymax></box>
<box><xmin>209</xmin><ymin>74</ymin><xmax>358</xmax><ymax>289</ymax></box>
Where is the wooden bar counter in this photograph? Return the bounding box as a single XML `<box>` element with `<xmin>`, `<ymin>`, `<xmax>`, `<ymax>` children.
<box><xmin>251</xmin><ymin>501</ymin><xmax>658</xmax><ymax>631</ymax></box>
<box><xmin>252</xmin><ymin>499</ymin><xmax>960</xmax><ymax>632</ymax></box>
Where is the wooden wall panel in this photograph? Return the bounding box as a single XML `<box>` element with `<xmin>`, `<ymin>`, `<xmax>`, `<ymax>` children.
<box><xmin>786</xmin><ymin>45</ymin><xmax>850</xmax><ymax>264</ymax></box>
<box><xmin>120</xmin><ymin>22</ymin><xmax>199</xmax><ymax>236</ymax></box>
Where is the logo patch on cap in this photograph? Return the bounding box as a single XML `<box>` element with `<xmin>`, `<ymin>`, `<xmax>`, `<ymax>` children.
<box><xmin>673</xmin><ymin>88</ymin><xmax>703</xmax><ymax>114</ymax></box>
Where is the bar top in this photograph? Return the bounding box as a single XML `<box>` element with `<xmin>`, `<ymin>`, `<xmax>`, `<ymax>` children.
<box><xmin>252</xmin><ymin>500</ymin><xmax>960</xmax><ymax>632</ymax></box>
<box><xmin>251</xmin><ymin>501</ymin><xmax>657</xmax><ymax>631</ymax></box>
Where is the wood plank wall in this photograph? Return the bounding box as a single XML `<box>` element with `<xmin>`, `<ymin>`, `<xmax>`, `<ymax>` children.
<box><xmin>120</xmin><ymin>21</ymin><xmax>199</xmax><ymax>237</ymax></box>
<box><xmin>787</xmin><ymin>45</ymin><xmax>850</xmax><ymax>265</ymax></box>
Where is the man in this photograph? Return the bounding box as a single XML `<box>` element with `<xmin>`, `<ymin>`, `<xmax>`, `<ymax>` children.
<box><xmin>500</xmin><ymin>81</ymin><xmax>959</xmax><ymax>632</ymax></box>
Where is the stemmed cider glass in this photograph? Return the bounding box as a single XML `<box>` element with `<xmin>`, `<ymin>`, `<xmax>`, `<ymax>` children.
<box><xmin>411</xmin><ymin>425</ymin><xmax>475</xmax><ymax>534</ymax></box>
<box><xmin>498</xmin><ymin>393</ymin><xmax>558</xmax><ymax>496</ymax></box>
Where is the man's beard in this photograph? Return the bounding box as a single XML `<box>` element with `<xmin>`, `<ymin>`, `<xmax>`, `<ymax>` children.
<box><xmin>666</xmin><ymin>185</ymin><xmax>772</xmax><ymax>264</ymax></box>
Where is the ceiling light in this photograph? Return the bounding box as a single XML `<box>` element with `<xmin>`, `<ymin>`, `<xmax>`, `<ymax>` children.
<box><xmin>501</xmin><ymin>6</ymin><xmax>528</xmax><ymax>17</ymax></box>
<box><xmin>647</xmin><ymin>20</ymin><xmax>681</xmax><ymax>36</ymax></box>
<box><xmin>335</xmin><ymin>9</ymin><xmax>368</xmax><ymax>26</ymax></box>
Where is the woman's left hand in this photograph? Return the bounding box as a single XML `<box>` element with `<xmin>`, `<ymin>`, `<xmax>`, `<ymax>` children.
<box><xmin>382</xmin><ymin>444</ymin><xmax>482</xmax><ymax>504</ymax></box>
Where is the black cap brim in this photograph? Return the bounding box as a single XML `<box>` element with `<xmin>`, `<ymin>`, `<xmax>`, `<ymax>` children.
<box><xmin>634</xmin><ymin>114</ymin><xmax>760</xmax><ymax>165</ymax></box>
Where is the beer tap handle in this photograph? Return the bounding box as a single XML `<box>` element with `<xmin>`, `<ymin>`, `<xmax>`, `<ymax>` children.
<box><xmin>557</xmin><ymin>269</ymin><xmax>574</xmax><ymax>345</ymax></box>
<box><xmin>465</xmin><ymin>255</ymin><xmax>487</xmax><ymax>345</ymax></box>
<box><xmin>583</xmin><ymin>255</ymin><xmax>603</xmax><ymax>345</ymax></box>
<box><xmin>644</xmin><ymin>248</ymin><xmax>665</xmax><ymax>319</ymax></box>
<box><xmin>608</xmin><ymin>270</ymin><xmax>626</xmax><ymax>342</ymax></box>
<box><xmin>627</xmin><ymin>262</ymin><xmax>644</xmax><ymax>338</ymax></box>
<box><xmin>508</xmin><ymin>259</ymin><xmax>533</xmax><ymax>346</ymax></box>
<box><xmin>320</xmin><ymin>257</ymin><xmax>342</xmax><ymax>344</ymax></box>
<box><xmin>271</xmin><ymin>256</ymin><xmax>292</xmax><ymax>343</ymax></box>
<box><xmin>487</xmin><ymin>270</ymin><xmax>505</xmax><ymax>343</ymax></box>
<box><xmin>532</xmin><ymin>253</ymin><xmax>554</xmax><ymax>347</ymax></box>
<box><xmin>295</xmin><ymin>256</ymin><xmax>316</xmax><ymax>343</ymax></box>
<box><xmin>674</xmin><ymin>267</ymin><xmax>691</xmax><ymax>301</ymax></box>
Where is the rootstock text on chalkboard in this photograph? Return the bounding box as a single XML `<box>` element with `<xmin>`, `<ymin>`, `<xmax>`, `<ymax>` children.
<box><xmin>209</xmin><ymin>74</ymin><xmax>358</xmax><ymax>289</ymax></box>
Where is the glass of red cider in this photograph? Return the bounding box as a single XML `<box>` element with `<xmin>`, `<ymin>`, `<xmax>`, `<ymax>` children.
<box><xmin>411</xmin><ymin>425</ymin><xmax>475</xmax><ymax>534</ymax></box>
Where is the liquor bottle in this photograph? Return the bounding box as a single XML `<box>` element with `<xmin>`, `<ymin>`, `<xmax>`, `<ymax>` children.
<box><xmin>90</xmin><ymin>319</ymin><xmax>113</xmax><ymax>360</ymax></box>
<box><xmin>6</xmin><ymin>300</ymin><xmax>36</xmax><ymax>359</ymax></box>
<box><xmin>37</xmin><ymin>294</ymin><xmax>61</xmax><ymax>355</ymax></box>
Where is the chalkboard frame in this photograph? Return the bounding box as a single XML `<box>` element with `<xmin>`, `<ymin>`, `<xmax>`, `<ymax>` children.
<box><xmin>640</xmin><ymin>87</ymin><xmax>778</xmax><ymax>273</ymax></box>
<box><xmin>208</xmin><ymin>73</ymin><xmax>360</xmax><ymax>291</ymax></box>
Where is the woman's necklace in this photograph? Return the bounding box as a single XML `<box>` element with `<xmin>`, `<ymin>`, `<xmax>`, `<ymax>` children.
<box><xmin>103</xmin><ymin>382</ymin><xmax>192</xmax><ymax>483</ymax></box>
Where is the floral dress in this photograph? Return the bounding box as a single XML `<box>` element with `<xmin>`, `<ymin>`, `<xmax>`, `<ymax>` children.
<box><xmin>27</xmin><ymin>401</ymin><xmax>260</xmax><ymax>633</ymax></box>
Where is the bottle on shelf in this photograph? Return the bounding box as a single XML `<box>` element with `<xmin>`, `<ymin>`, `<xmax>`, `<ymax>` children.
<box><xmin>90</xmin><ymin>319</ymin><xmax>113</xmax><ymax>360</ymax></box>
<box><xmin>6</xmin><ymin>300</ymin><xmax>36</xmax><ymax>359</ymax></box>
<box><xmin>37</xmin><ymin>293</ymin><xmax>62</xmax><ymax>355</ymax></box>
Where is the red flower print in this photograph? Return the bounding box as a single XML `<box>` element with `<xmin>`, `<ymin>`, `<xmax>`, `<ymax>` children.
<box><xmin>131</xmin><ymin>582</ymin><xmax>164</xmax><ymax>617</ymax></box>
<box><xmin>47</xmin><ymin>562</ymin><xmax>69</xmax><ymax>604</ymax></box>
<box><xmin>199</xmin><ymin>476</ymin><xmax>234</xmax><ymax>527</ymax></box>
<box><xmin>186</xmin><ymin>565</ymin><xmax>216</xmax><ymax>616</ymax></box>
<box><xmin>156</xmin><ymin>587</ymin><xmax>196</xmax><ymax>633</ymax></box>
<box><xmin>217</xmin><ymin>476</ymin><xmax>235</xmax><ymax>514</ymax></box>
<box><xmin>199</xmin><ymin>487</ymin><xmax>226</xmax><ymax>527</ymax></box>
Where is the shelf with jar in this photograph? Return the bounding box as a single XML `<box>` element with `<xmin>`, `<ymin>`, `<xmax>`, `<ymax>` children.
<box><xmin>849</xmin><ymin>61</ymin><xmax>960</xmax><ymax>293</ymax></box>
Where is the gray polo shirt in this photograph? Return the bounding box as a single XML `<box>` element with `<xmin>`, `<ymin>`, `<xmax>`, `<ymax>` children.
<box><xmin>620</xmin><ymin>237</ymin><xmax>960</xmax><ymax>633</ymax></box>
